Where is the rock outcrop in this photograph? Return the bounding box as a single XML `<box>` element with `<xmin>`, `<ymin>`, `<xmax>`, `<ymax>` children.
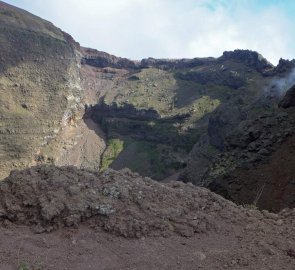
<box><xmin>219</xmin><ymin>49</ymin><xmax>274</xmax><ymax>73</ymax></box>
<box><xmin>81</xmin><ymin>47</ymin><xmax>138</xmax><ymax>69</ymax></box>
<box><xmin>140</xmin><ymin>57</ymin><xmax>215</xmax><ymax>69</ymax></box>
<box><xmin>268</xmin><ymin>58</ymin><xmax>295</xmax><ymax>76</ymax></box>
<box><xmin>279</xmin><ymin>85</ymin><xmax>295</xmax><ymax>108</ymax></box>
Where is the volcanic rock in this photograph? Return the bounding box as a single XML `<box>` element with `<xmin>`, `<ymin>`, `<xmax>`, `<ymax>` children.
<box><xmin>279</xmin><ymin>84</ymin><xmax>295</xmax><ymax>108</ymax></box>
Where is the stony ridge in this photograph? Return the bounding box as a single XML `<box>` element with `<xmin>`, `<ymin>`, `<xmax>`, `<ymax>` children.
<box><xmin>219</xmin><ymin>49</ymin><xmax>274</xmax><ymax>73</ymax></box>
<box><xmin>0</xmin><ymin>165</ymin><xmax>294</xmax><ymax>239</ymax></box>
<box><xmin>0</xmin><ymin>165</ymin><xmax>236</xmax><ymax>237</ymax></box>
<box><xmin>81</xmin><ymin>47</ymin><xmax>283</xmax><ymax>73</ymax></box>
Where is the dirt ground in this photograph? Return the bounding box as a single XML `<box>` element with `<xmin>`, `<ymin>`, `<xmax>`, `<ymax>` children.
<box><xmin>0</xmin><ymin>166</ymin><xmax>294</xmax><ymax>270</ymax></box>
<box><xmin>0</xmin><ymin>222</ymin><xmax>294</xmax><ymax>270</ymax></box>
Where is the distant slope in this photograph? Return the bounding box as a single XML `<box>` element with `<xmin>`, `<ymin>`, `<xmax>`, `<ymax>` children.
<box><xmin>80</xmin><ymin>47</ymin><xmax>295</xmax><ymax>211</ymax></box>
<box><xmin>82</xmin><ymin>48</ymin><xmax>287</xmax><ymax>180</ymax></box>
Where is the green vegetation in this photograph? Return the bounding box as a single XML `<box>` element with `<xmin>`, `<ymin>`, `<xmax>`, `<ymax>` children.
<box><xmin>126</xmin><ymin>141</ymin><xmax>168</xmax><ymax>179</ymax></box>
<box><xmin>18</xmin><ymin>262</ymin><xmax>42</xmax><ymax>270</ymax></box>
<box><xmin>105</xmin><ymin>68</ymin><xmax>223</xmax><ymax>120</ymax></box>
<box><xmin>100</xmin><ymin>116</ymin><xmax>201</xmax><ymax>153</ymax></box>
<box><xmin>18</xmin><ymin>263</ymin><xmax>30</xmax><ymax>270</ymax></box>
<box><xmin>126</xmin><ymin>141</ymin><xmax>185</xmax><ymax>179</ymax></box>
<box><xmin>100</xmin><ymin>138</ymin><xmax>124</xmax><ymax>171</ymax></box>
<box><xmin>209</xmin><ymin>155</ymin><xmax>237</xmax><ymax>178</ymax></box>
<box><xmin>102</xmin><ymin>137</ymin><xmax>186</xmax><ymax>180</ymax></box>
<box><xmin>90</xmin><ymin>56</ymin><xmax>272</xmax><ymax>181</ymax></box>
<box><xmin>103</xmin><ymin>68</ymin><xmax>176</xmax><ymax>115</ymax></box>
<box><xmin>95</xmin><ymin>67</ymin><xmax>230</xmax><ymax>179</ymax></box>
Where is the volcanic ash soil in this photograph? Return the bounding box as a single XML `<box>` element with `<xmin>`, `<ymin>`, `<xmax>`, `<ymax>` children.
<box><xmin>0</xmin><ymin>165</ymin><xmax>294</xmax><ymax>269</ymax></box>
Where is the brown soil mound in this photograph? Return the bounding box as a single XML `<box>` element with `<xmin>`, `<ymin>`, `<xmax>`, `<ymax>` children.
<box><xmin>0</xmin><ymin>165</ymin><xmax>249</xmax><ymax>237</ymax></box>
<box><xmin>0</xmin><ymin>165</ymin><xmax>295</xmax><ymax>269</ymax></box>
<box><xmin>0</xmin><ymin>165</ymin><xmax>294</xmax><ymax>238</ymax></box>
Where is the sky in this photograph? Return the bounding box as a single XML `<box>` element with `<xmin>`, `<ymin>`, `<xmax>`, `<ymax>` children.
<box><xmin>4</xmin><ymin>0</ymin><xmax>295</xmax><ymax>64</ymax></box>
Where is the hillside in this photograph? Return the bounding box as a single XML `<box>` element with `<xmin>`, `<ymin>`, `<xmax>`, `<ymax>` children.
<box><xmin>0</xmin><ymin>1</ymin><xmax>83</xmax><ymax>178</ymax></box>
<box><xmin>0</xmin><ymin>2</ymin><xmax>295</xmax><ymax>269</ymax></box>
<box><xmin>0</xmin><ymin>1</ymin><xmax>295</xmax><ymax>211</ymax></box>
<box><xmin>80</xmin><ymin>48</ymin><xmax>295</xmax><ymax>211</ymax></box>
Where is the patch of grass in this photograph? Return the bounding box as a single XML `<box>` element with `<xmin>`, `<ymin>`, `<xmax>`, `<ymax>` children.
<box><xmin>103</xmin><ymin>68</ymin><xmax>177</xmax><ymax>115</ymax></box>
<box><xmin>18</xmin><ymin>263</ymin><xmax>30</xmax><ymax>270</ymax></box>
<box><xmin>100</xmin><ymin>138</ymin><xmax>124</xmax><ymax>171</ymax></box>
<box><xmin>18</xmin><ymin>262</ymin><xmax>42</xmax><ymax>270</ymax></box>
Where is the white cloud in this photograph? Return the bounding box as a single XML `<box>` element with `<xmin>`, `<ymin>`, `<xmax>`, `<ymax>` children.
<box><xmin>7</xmin><ymin>0</ymin><xmax>295</xmax><ymax>64</ymax></box>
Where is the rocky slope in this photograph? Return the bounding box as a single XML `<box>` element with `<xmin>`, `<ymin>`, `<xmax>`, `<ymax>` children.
<box><xmin>80</xmin><ymin>47</ymin><xmax>295</xmax><ymax>211</ymax></box>
<box><xmin>183</xmin><ymin>81</ymin><xmax>295</xmax><ymax>211</ymax></box>
<box><xmin>0</xmin><ymin>1</ymin><xmax>84</xmax><ymax>178</ymax></box>
<box><xmin>0</xmin><ymin>2</ymin><xmax>295</xmax><ymax>269</ymax></box>
<box><xmin>0</xmin><ymin>165</ymin><xmax>295</xmax><ymax>269</ymax></box>
<box><xmin>0</xmin><ymin>1</ymin><xmax>109</xmax><ymax>178</ymax></box>
<box><xmin>81</xmin><ymin>48</ymin><xmax>278</xmax><ymax>180</ymax></box>
<box><xmin>1</xmin><ymin>1</ymin><xmax>295</xmax><ymax>212</ymax></box>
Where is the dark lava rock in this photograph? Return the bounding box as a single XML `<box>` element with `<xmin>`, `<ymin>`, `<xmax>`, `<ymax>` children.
<box><xmin>219</xmin><ymin>49</ymin><xmax>273</xmax><ymax>73</ymax></box>
<box><xmin>279</xmin><ymin>85</ymin><xmax>295</xmax><ymax>108</ymax></box>
<box><xmin>208</xmin><ymin>105</ymin><xmax>243</xmax><ymax>150</ymax></box>
<box><xmin>176</xmin><ymin>68</ymin><xmax>246</xmax><ymax>89</ymax></box>
<box><xmin>81</xmin><ymin>47</ymin><xmax>138</xmax><ymax>69</ymax></box>
<box><xmin>140</xmin><ymin>57</ymin><xmax>214</xmax><ymax>70</ymax></box>
<box><xmin>268</xmin><ymin>58</ymin><xmax>295</xmax><ymax>76</ymax></box>
<box><xmin>226</xmin><ymin>121</ymin><xmax>263</xmax><ymax>149</ymax></box>
<box><xmin>91</xmin><ymin>101</ymin><xmax>160</xmax><ymax>121</ymax></box>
